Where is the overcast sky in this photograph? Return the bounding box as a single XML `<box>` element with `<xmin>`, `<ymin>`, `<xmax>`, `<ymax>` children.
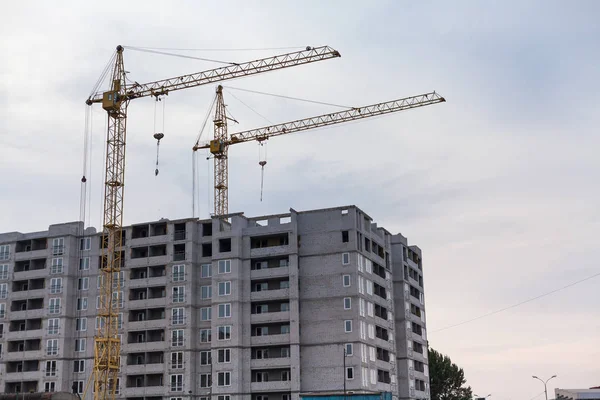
<box><xmin>1</xmin><ymin>1</ymin><xmax>599</xmax><ymax>398</ymax></box>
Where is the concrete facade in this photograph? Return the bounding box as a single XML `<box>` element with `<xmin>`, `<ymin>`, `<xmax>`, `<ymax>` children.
<box><xmin>0</xmin><ymin>206</ymin><xmax>430</xmax><ymax>400</ymax></box>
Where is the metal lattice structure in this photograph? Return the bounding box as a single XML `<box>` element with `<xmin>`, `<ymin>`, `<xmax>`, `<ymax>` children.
<box><xmin>194</xmin><ymin>91</ymin><xmax>446</xmax><ymax>215</ymax></box>
<box><xmin>87</xmin><ymin>46</ymin><xmax>341</xmax><ymax>103</ymax></box>
<box><xmin>94</xmin><ymin>45</ymin><xmax>126</xmax><ymax>400</ymax></box>
<box><xmin>86</xmin><ymin>44</ymin><xmax>341</xmax><ymax>400</ymax></box>
<box><xmin>213</xmin><ymin>86</ymin><xmax>229</xmax><ymax>216</ymax></box>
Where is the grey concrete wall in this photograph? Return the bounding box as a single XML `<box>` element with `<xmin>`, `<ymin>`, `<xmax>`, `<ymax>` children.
<box><xmin>0</xmin><ymin>206</ymin><xmax>428</xmax><ymax>400</ymax></box>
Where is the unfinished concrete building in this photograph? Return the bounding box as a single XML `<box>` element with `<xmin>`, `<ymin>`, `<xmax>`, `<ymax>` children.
<box><xmin>0</xmin><ymin>206</ymin><xmax>429</xmax><ymax>400</ymax></box>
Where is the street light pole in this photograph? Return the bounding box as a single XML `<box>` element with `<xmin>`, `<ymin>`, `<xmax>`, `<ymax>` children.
<box><xmin>532</xmin><ymin>375</ymin><xmax>557</xmax><ymax>400</ymax></box>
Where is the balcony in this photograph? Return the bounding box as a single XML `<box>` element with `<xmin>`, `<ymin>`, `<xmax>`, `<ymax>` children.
<box><xmin>13</xmin><ymin>248</ymin><xmax>48</xmax><ymax>261</ymax></box>
<box><xmin>129</xmin><ymin>296</ymin><xmax>167</xmax><ymax>309</ymax></box>
<box><xmin>250</xmin><ymin>357</ymin><xmax>291</xmax><ymax>369</ymax></box>
<box><xmin>250</xmin><ymin>245</ymin><xmax>291</xmax><ymax>259</ymax></box>
<box><xmin>9</xmin><ymin>309</ymin><xmax>45</xmax><ymax>320</ymax></box>
<box><xmin>251</xmin><ymin>288</ymin><xmax>289</xmax><ymax>302</ymax></box>
<box><xmin>124</xmin><ymin>362</ymin><xmax>165</xmax><ymax>374</ymax></box>
<box><xmin>2</xmin><ymin>350</ymin><xmax>44</xmax><ymax>362</ymax></box>
<box><xmin>250</xmin><ymin>380</ymin><xmax>292</xmax><ymax>392</ymax></box>
<box><xmin>251</xmin><ymin>311</ymin><xmax>290</xmax><ymax>324</ymax></box>
<box><xmin>129</xmin><ymin>245</ymin><xmax>169</xmax><ymax>267</ymax></box>
<box><xmin>250</xmin><ymin>333</ymin><xmax>290</xmax><ymax>346</ymax></box>
<box><xmin>4</xmin><ymin>370</ymin><xmax>41</xmax><ymax>381</ymax></box>
<box><xmin>121</xmin><ymin>386</ymin><xmax>165</xmax><ymax>397</ymax></box>
<box><xmin>250</xmin><ymin>266</ymin><xmax>290</xmax><ymax>280</ymax></box>
<box><xmin>14</xmin><ymin>258</ymin><xmax>46</xmax><ymax>274</ymax></box>
<box><xmin>4</xmin><ymin>329</ymin><xmax>43</xmax><ymax>340</ymax></box>
<box><xmin>129</xmin><ymin>276</ymin><xmax>167</xmax><ymax>289</ymax></box>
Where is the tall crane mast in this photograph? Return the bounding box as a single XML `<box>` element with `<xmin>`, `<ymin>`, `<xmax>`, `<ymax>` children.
<box><xmin>193</xmin><ymin>90</ymin><xmax>446</xmax><ymax>215</ymax></box>
<box><xmin>85</xmin><ymin>45</ymin><xmax>341</xmax><ymax>400</ymax></box>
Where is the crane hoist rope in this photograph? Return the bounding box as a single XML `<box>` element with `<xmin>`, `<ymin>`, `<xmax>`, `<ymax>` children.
<box><xmin>153</xmin><ymin>95</ymin><xmax>166</xmax><ymax>176</ymax></box>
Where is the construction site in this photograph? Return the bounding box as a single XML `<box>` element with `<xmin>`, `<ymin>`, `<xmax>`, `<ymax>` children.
<box><xmin>4</xmin><ymin>3</ymin><xmax>599</xmax><ymax>400</ymax></box>
<box><xmin>0</xmin><ymin>40</ymin><xmax>444</xmax><ymax>400</ymax></box>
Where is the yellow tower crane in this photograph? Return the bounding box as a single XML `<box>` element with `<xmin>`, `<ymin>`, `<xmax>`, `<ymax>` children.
<box><xmin>193</xmin><ymin>88</ymin><xmax>446</xmax><ymax>215</ymax></box>
<box><xmin>85</xmin><ymin>44</ymin><xmax>341</xmax><ymax>400</ymax></box>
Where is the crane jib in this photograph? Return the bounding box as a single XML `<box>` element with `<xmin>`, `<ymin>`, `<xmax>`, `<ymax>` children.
<box><xmin>87</xmin><ymin>45</ymin><xmax>341</xmax><ymax>104</ymax></box>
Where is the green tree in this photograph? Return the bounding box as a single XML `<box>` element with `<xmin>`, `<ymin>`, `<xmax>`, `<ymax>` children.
<box><xmin>429</xmin><ymin>348</ymin><xmax>473</xmax><ymax>400</ymax></box>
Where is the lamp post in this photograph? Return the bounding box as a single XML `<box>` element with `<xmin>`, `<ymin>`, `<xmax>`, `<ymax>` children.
<box><xmin>475</xmin><ymin>394</ymin><xmax>492</xmax><ymax>399</ymax></box>
<box><xmin>532</xmin><ymin>375</ymin><xmax>557</xmax><ymax>400</ymax></box>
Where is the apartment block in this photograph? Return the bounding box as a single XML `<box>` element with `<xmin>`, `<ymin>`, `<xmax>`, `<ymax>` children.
<box><xmin>0</xmin><ymin>205</ymin><xmax>430</xmax><ymax>400</ymax></box>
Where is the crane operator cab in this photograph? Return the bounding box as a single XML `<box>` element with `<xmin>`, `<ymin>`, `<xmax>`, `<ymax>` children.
<box><xmin>102</xmin><ymin>80</ymin><xmax>123</xmax><ymax>113</ymax></box>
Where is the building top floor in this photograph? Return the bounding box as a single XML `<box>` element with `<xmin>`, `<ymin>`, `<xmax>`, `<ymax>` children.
<box><xmin>0</xmin><ymin>205</ymin><xmax>422</xmax><ymax>271</ymax></box>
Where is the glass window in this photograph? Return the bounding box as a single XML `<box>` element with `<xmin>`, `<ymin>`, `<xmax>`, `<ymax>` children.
<box><xmin>346</xmin><ymin>367</ymin><xmax>354</xmax><ymax>380</ymax></box>
<box><xmin>343</xmin><ymin>274</ymin><xmax>351</xmax><ymax>287</ymax></box>
<box><xmin>79</xmin><ymin>257</ymin><xmax>90</xmax><ymax>270</ymax></box>
<box><xmin>172</xmin><ymin>265</ymin><xmax>185</xmax><ymax>281</ymax></box>
<box><xmin>345</xmin><ymin>343</ymin><xmax>353</xmax><ymax>356</ymax></box>
<box><xmin>74</xmin><ymin>360</ymin><xmax>85</xmax><ymax>373</ymax></box>
<box><xmin>171</xmin><ymin>329</ymin><xmax>184</xmax><ymax>346</ymax></box>
<box><xmin>80</xmin><ymin>237</ymin><xmax>91</xmax><ymax>251</ymax></box>
<box><xmin>47</xmin><ymin>318</ymin><xmax>59</xmax><ymax>334</ymax></box>
<box><xmin>344</xmin><ymin>297</ymin><xmax>351</xmax><ymax>310</ymax></box>
<box><xmin>200</xmin><ymin>351</ymin><xmax>212</xmax><ymax>365</ymax></box>
<box><xmin>201</xmin><ymin>285</ymin><xmax>212</xmax><ymax>299</ymax></box>
<box><xmin>218</xmin><ymin>260</ymin><xmax>231</xmax><ymax>274</ymax></box>
<box><xmin>76</xmin><ymin>318</ymin><xmax>87</xmax><ymax>332</ymax></box>
<box><xmin>342</xmin><ymin>252</ymin><xmax>350</xmax><ymax>265</ymax></box>
<box><xmin>200</xmin><ymin>374</ymin><xmax>212</xmax><ymax>388</ymax></box>
<box><xmin>50</xmin><ymin>258</ymin><xmax>63</xmax><ymax>274</ymax></box>
<box><xmin>218</xmin><ymin>349</ymin><xmax>231</xmax><ymax>363</ymax></box>
<box><xmin>218</xmin><ymin>281</ymin><xmax>231</xmax><ymax>296</ymax></box>
<box><xmin>77</xmin><ymin>297</ymin><xmax>88</xmax><ymax>311</ymax></box>
<box><xmin>49</xmin><ymin>298</ymin><xmax>61</xmax><ymax>314</ymax></box>
<box><xmin>173</xmin><ymin>286</ymin><xmax>185</xmax><ymax>303</ymax></box>
<box><xmin>46</xmin><ymin>339</ymin><xmax>58</xmax><ymax>355</ymax></box>
<box><xmin>218</xmin><ymin>303</ymin><xmax>231</xmax><ymax>318</ymax></box>
<box><xmin>75</xmin><ymin>338</ymin><xmax>86</xmax><ymax>352</ymax></box>
<box><xmin>201</xmin><ymin>307</ymin><xmax>212</xmax><ymax>321</ymax></box>
<box><xmin>201</xmin><ymin>263</ymin><xmax>212</xmax><ymax>278</ymax></box>
<box><xmin>345</xmin><ymin>320</ymin><xmax>352</xmax><ymax>332</ymax></box>
<box><xmin>0</xmin><ymin>264</ymin><xmax>8</xmax><ymax>280</ymax></box>
<box><xmin>0</xmin><ymin>246</ymin><xmax>9</xmax><ymax>261</ymax></box>
<box><xmin>52</xmin><ymin>238</ymin><xmax>64</xmax><ymax>256</ymax></box>
<box><xmin>217</xmin><ymin>372</ymin><xmax>231</xmax><ymax>387</ymax></box>
<box><xmin>200</xmin><ymin>329</ymin><xmax>211</xmax><ymax>343</ymax></box>
<box><xmin>172</xmin><ymin>308</ymin><xmax>185</xmax><ymax>325</ymax></box>
<box><xmin>50</xmin><ymin>277</ymin><xmax>63</xmax><ymax>294</ymax></box>
<box><xmin>218</xmin><ymin>325</ymin><xmax>231</xmax><ymax>340</ymax></box>
<box><xmin>171</xmin><ymin>352</ymin><xmax>184</xmax><ymax>369</ymax></box>
<box><xmin>170</xmin><ymin>374</ymin><xmax>183</xmax><ymax>392</ymax></box>
<box><xmin>78</xmin><ymin>277</ymin><xmax>89</xmax><ymax>291</ymax></box>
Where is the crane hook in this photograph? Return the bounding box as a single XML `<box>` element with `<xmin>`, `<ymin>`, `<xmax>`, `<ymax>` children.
<box><xmin>154</xmin><ymin>133</ymin><xmax>164</xmax><ymax>176</ymax></box>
